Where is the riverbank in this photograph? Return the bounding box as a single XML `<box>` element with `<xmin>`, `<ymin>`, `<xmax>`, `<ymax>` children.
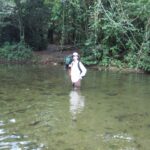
<box><xmin>33</xmin><ymin>44</ymin><xmax>144</xmax><ymax>74</ymax></box>
<box><xmin>33</xmin><ymin>44</ymin><xmax>75</xmax><ymax>65</ymax></box>
<box><xmin>0</xmin><ymin>44</ymin><xmax>145</xmax><ymax>74</ymax></box>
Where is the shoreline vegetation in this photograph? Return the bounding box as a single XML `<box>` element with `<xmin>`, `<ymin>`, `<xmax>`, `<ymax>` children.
<box><xmin>0</xmin><ymin>44</ymin><xmax>145</xmax><ymax>74</ymax></box>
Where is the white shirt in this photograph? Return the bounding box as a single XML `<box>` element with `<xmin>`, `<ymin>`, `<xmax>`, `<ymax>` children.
<box><xmin>70</xmin><ymin>61</ymin><xmax>87</xmax><ymax>83</ymax></box>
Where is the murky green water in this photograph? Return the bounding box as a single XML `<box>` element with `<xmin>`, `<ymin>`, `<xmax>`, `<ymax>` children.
<box><xmin>0</xmin><ymin>64</ymin><xmax>150</xmax><ymax>150</ymax></box>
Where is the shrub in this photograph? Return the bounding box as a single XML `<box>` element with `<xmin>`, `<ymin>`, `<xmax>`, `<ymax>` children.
<box><xmin>0</xmin><ymin>42</ymin><xmax>33</xmax><ymax>62</ymax></box>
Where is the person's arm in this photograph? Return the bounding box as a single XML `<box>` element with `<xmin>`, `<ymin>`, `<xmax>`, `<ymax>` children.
<box><xmin>69</xmin><ymin>62</ymin><xmax>73</xmax><ymax>68</ymax></box>
<box><xmin>80</xmin><ymin>62</ymin><xmax>87</xmax><ymax>78</ymax></box>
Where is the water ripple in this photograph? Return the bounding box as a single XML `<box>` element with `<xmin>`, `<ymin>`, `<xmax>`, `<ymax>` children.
<box><xmin>0</xmin><ymin>119</ymin><xmax>44</xmax><ymax>150</ymax></box>
<box><xmin>102</xmin><ymin>132</ymin><xmax>134</xmax><ymax>142</ymax></box>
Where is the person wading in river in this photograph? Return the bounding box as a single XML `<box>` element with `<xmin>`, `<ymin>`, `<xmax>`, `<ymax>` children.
<box><xmin>69</xmin><ymin>52</ymin><xmax>87</xmax><ymax>89</ymax></box>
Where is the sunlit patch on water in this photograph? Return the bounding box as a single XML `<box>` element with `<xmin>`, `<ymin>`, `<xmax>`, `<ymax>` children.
<box><xmin>119</xmin><ymin>148</ymin><xmax>137</xmax><ymax>150</ymax></box>
<box><xmin>9</xmin><ymin>118</ymin><xmax>16</xmax><ymax>123</ymax></box>
<box><xmin>0</xmin><ymin>121</ymin><xmax>5</xmax><ymax>135</ymax></box>
<box><xmin>0</xmin><ymin>129</ymin><xmax>5</xmax><ymax>135</ymax></box>
<box><xmin>102</xmin><ymin>132</ymin><xmax>134</xmax><ymax>142</ymax></box>
<box><xmin>0</xmin><ymin>120</ymin><xmax>44</xmax><ymax>150</ymax></box>
<box><xmin>0</xmin><ymin>121</ymin><xmax>4</xmax><ymax>127</ymax></box>
<box><xmin>0</xmin><ymin>133</ymin><xmax>44</xmax><ymax>150</ymax></box>
<box><xmin>0</xmin><ymin>141</ymin><xmax>45</xmax><ymax>150</ymax></box>
<box><xmin>101</xmin><ymin>132</ymin><xmax>137</xmax><ymax>150</ymax></box>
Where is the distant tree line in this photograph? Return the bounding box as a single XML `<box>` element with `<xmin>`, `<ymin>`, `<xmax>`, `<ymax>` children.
<box><xmin>0</xmin><ymin>0</ymin><xmax>150</xmax><ymax>71</ymax></box>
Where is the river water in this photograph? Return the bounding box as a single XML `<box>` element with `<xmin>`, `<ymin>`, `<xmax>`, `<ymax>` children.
<box><xmin>0</xmin><ymin>64</ymin><xmax>150</xmax><ymax>150</ymax></box>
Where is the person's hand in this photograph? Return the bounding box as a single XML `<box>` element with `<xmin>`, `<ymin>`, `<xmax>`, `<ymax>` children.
<box><xmin>81</xmin><ymin>75</ymin><xmax>85</xmax><ymax>79</ymax></box>
<box><xmin>80</xmin><ymin>75</ymin><xmax>84</xmax><ymax>79</ymax></box>
<box><xmin>69</xmin><ymin>64</ymin><xmax>72</xmax><ymax>67</ymax></box>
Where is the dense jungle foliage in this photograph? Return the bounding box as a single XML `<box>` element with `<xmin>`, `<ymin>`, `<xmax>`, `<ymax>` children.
<box><xmin>0</xmin><ymin>0</ymin><xmax>150</xmax><ymax>71</ymax></box>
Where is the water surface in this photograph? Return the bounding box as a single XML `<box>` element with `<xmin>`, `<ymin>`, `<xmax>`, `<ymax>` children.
<box><xmin>0</xmin><ymin>64</ymin><xmax>150</xmax><ymax>150</ymax></box>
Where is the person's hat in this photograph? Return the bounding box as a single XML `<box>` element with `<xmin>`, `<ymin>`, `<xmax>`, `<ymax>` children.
<box><xmin>72</xmin><ymin>52</ymin><xmax>79</xmax><ymax>56</ymax></box>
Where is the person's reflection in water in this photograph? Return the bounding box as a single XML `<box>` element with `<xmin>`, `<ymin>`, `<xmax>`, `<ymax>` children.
<box><xmin>69</xmin><ymin>89</ymin><xmax>85</xmax><ymax>122</ymax></box>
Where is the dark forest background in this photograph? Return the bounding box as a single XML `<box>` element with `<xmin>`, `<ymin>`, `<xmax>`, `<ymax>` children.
<box><xmin>0</xmin><ymin>0</ymin><xmax>149</xmax><ymax>71</ymax></box>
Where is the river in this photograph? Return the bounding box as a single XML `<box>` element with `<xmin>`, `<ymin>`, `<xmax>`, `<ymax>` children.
<box><xmin>0</xmin><ymin>64</ymin><xmax>150</xmax><ymax>150</ymax></box>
